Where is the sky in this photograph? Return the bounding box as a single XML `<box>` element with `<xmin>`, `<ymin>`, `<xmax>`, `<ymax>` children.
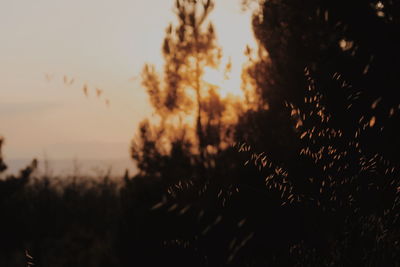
<box><xmin>0</xmin><ymin>0</ymin><xmax>257</xmax><ymax>174</ymax></box>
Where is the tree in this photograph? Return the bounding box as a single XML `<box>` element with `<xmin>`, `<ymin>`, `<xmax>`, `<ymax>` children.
<box><xmin>232</xmin><ymin>0</ymin><xmax>400</xmax><ymax>264</ymax></box>
<box><xmin>245</xmin><ymin>0</ymin><xmax>400</xmax><ymax>161</ymax></box>
<box><xmin>0</xmin><ymin>137</ymin><xmax>6</xmax><ymax>173</ymax></box>
<box><xmin>133</xmin><ymin>0</ymin><xmax>240</xmax><ymax>181</ymax></box>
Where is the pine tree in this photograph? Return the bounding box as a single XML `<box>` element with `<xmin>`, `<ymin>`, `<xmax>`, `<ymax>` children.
<box><xmin>133</xmin><ymin>0</ymin><xmax>240</xmax><ymax>180</ymax></box>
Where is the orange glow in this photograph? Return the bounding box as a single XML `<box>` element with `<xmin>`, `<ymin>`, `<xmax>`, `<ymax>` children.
<box><xmin>206</xmin><ymin>2</ymin><xmax>257</xmax><ymax>99</ymax></box>
<box><xmin>0</xmin><ymin>0</ymin><xmax>257</xmax><ymax>169</ymax></box>
<box><xmin>203</xmin><ymin>64</ymin><xmax>244</xmax><ymax>98</ymax></box>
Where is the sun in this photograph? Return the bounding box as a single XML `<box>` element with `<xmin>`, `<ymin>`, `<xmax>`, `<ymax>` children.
<box><xmin>200</xmin><ymin>0</ymin><xmax>257</xmax><ymax>99</ymax></box>
<box><xmin>203</xmin><ymin>62</ymin><xmax>244</xmax><ymax>98</ymax></box>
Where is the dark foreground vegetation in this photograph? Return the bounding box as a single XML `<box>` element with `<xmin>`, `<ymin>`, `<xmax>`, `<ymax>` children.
<box><xmin>1</xmin><ymin>0</ymin><xmax>400</xmax><ymax>266</ymax></box>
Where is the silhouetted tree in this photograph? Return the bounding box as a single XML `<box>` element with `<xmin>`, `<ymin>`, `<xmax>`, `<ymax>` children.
<box><xmin>244</xmin><ymin>0</ymin><xmax>400</xmax><ymax>161</ymax></box>
<box><xmin>0</xmin><ymin>137</ymin><xmax>7</xmax><ymax>173</ymax></box>
<box><xmin>142</xmin><ymin>0</ymin><xmax>219</xmax><ymax>153</ymax></box>
<box><xmin>133</xmin><ymin>0</ymin><xmax>241</xmax><ymax>182</ymax></box>
<box><xmin>229</xmin><ymin>0</ymin><xmax>400</xmax><ymax>265</ymax></box>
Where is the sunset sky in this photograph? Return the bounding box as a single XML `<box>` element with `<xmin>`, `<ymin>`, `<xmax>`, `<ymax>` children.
<box><xmin>0</xmin><ymin>0</ymin><xmax>257</xmax><ymax>173</ymax></box>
